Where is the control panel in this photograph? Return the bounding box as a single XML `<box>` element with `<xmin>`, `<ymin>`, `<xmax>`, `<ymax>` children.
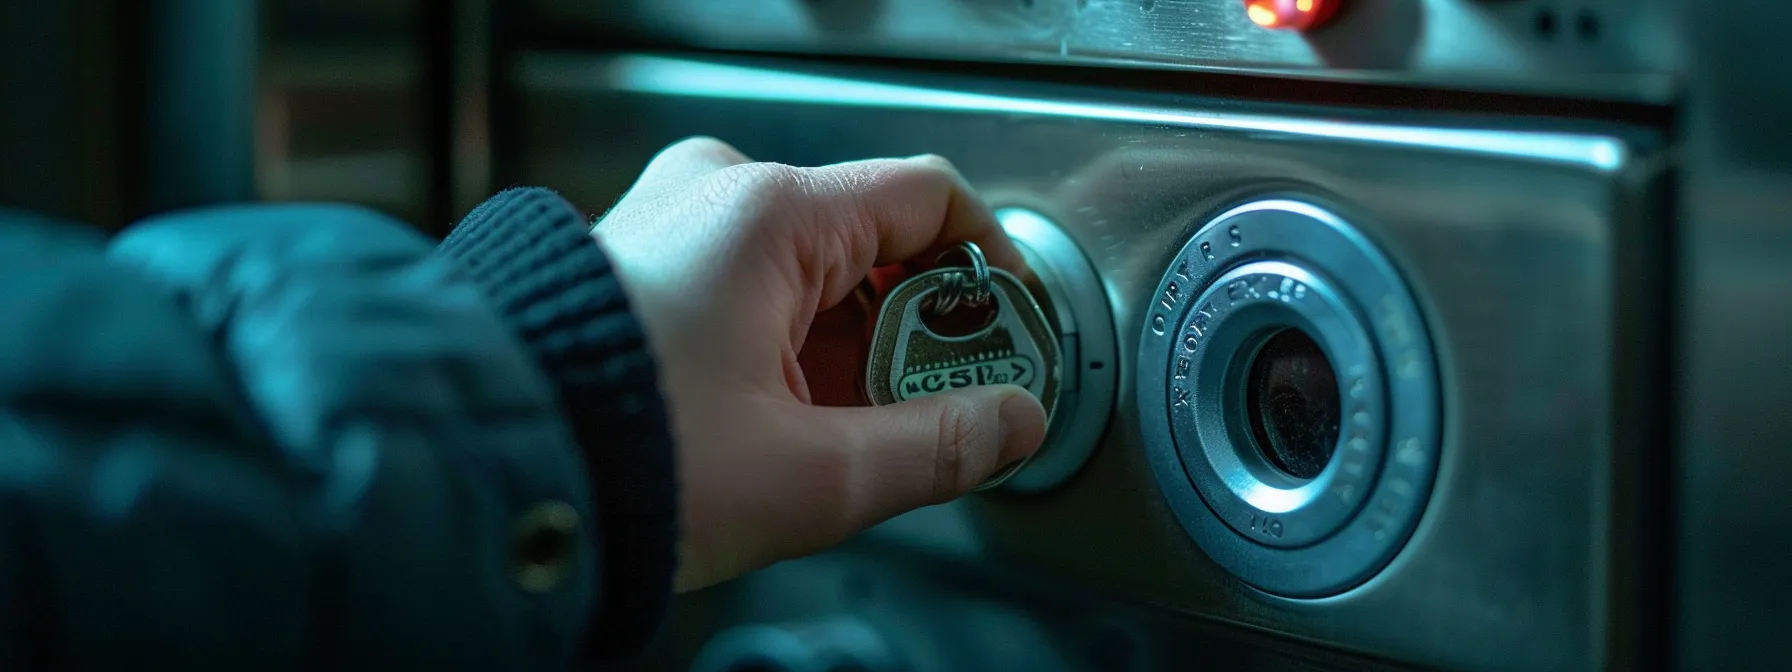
<box><xmin>517</xmin><ymin>49</ymin><xmax>1664</xmax><ymax>669</ymax></box>
<box><xmin>531</xmin><ymin>0</ymin><xmax>1678</xmax><ymax>101</ymax></box>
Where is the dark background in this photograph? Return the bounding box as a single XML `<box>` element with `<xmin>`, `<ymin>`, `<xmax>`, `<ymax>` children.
<box><xmin>0</xmin><ymin>0</ymin><xmax>433</xmax><ymax>231</ymax></box>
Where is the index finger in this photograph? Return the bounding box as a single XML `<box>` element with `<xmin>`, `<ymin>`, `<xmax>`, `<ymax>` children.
<box><xmin>794</xmin><ymin>154</ymin><xmax>1033</xmax><ymax>309</ymax></box>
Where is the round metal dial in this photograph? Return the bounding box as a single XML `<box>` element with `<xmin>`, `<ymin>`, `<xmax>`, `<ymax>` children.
<box><xmin>1137</xmin><ymin>198</ymin><xmax>1440</xmax><ymax>598</ymax></box>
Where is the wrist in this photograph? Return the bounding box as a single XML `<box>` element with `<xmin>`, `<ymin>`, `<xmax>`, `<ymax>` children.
<box><xmin>437</xmin><ymin>187</ymin><xmax>680</xmax><ymax>662</ymax></box>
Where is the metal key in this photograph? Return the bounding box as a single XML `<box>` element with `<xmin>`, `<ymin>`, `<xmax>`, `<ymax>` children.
<box><xmin>865</xmin><ymin>242</ymin><xmax>1062</xmax><ymax>491</ymax></box>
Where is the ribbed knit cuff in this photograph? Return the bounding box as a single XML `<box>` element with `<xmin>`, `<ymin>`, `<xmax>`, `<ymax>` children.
<box><xmin>436</xmin><ymin>187</ymin><xmax>677</xmax><ymax>663</ymax></box>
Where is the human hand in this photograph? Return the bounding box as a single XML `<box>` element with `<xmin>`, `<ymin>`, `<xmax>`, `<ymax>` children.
<box><xmin>592</xmin><ymin>137</ymin><xmax>1049</xmax><ymax>593</ymax></box>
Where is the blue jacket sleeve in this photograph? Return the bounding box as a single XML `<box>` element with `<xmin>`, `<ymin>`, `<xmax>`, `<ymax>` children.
<box><xmin>0</xmin><ymin>194</ymin><xmax>675</xmax><ymax>670</ymax></box>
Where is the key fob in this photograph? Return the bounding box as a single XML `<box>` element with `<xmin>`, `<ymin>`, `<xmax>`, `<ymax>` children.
<box><xmin>864</xmin><ymin>243</ymin><xmax>1062</xmax><ymax>491</ymax></box>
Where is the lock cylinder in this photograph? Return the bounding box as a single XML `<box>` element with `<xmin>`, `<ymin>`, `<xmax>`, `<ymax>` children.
<box><xmin>995</xmin><ymin>208</ymin><xmax>1119</xmax><ymax>494</ymax></box>
<box><xmin>1137</xmin><ymin>198</ymin><xmax>1440</xmax><ymax>598</ymax></box>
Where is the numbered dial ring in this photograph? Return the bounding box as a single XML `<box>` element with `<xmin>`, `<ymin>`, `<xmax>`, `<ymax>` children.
<box><xmin>1137</xmin><ymin>198</ymin><xmax>1441</xmax><ymax>599</ymax></box>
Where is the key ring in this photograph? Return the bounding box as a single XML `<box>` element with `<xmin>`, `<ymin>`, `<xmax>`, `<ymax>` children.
<box><xmin>930</xmin><ymin>242</ymin><xmax>993</xmax><ymax>316</ymax></box>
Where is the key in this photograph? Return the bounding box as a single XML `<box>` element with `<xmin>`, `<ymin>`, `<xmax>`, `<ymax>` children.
<box><xmin>865</xmin><ymin>242</ymin><xmax>1062</xmax><ymax>491</ymax></box>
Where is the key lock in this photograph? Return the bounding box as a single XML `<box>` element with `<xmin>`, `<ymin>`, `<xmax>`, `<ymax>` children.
<box><xmin>864</xmin><ymin>209</ymin><xmax>1117</xmax><ymax>493</ymax></box>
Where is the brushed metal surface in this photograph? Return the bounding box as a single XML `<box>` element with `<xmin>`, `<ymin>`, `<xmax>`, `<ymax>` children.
<box><xmin>510</xmin><ymin>53</ymin><xmax>1661</xmax><ymax>669</ymax></box>
<box><xmin>529</xmin><ymin>0</ymin><xmax>1679</xmax><ymax>102</ymax></box>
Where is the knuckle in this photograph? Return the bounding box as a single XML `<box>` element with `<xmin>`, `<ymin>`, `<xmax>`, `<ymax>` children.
<box><xmin>828</xmin><ymin>184</ymin><xmax>879</xmax><ymax>274</ymax></box>
<box><xmin>728</xmin><ymin>162</ymin><xmax>802</xmax><ymax>196</ymax></box>
<box><xmin>933</xmin><ymin>399</ymin><xmax>986</xmax><ymax>500</ymax></box>
<box><xmin>909</xmin><ymin>153</ymin><xmax>954</xmax><ymax>173</ymax></box>
<box><xmin>899</xmin><ymin>154</ymin><xmax>962</xmax><ymax>188</ymax></box>
<box><xmin>665</xmin><ymin>135</ymin><xmax>746</xmax><ymax>165</ymax></box>
<box><xmin>699</xmin><ymin>162</ymin><xmax>800</xmax><ymax>212</ymax></box>
<box><xmin>804</xmin><ymin>446</ymin><xmax>857</xmax><ymax>521</ymax></box>
<box><xmin>808</xmin><ymin>164</ymin><xmax>893</xmax><ymax>270</ymax></box>
<box><xmin>775</xmin><ymin>440</ymin><xmax>858</xmax><ymax>556</ymax></box>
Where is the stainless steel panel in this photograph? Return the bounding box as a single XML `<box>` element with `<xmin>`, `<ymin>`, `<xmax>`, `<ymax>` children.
<box><xmin>513</xmin><ymin>52</ymin><xmax>1662</xmax><ymax>669</ymax></box>
<box><xmin>530</xmin><ymin>0</ymin><xmax>1679</xmax><ymax>102</ymax></box>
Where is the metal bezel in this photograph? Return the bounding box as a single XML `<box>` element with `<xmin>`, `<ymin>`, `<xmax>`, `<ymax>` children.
<box><xmin>997</xmin><ymin>208</ymin><xmax>1120</xmax><ymax>494</ymax></box>
<box><xmin>1137</xmin><ymin>198</ymin><xmax>1440</xmax><ymax>598</ymax></box>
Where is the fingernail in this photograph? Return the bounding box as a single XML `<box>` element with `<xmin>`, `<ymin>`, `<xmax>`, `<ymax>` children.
<box><xmin>996</xmin><ymin>389</ymin><xmax>1048</xmax><ymax>463</ymax></box>
<box><xmin>906</xmin><ymin>154</ymin><xmax>957</xmax><ymax>172</ymax></box>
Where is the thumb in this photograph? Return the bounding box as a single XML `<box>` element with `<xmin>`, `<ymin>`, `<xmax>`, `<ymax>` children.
<box><xmin>823</xmin><ymin>384</ymin><xmax>1048</xmax><ymax>531</ymax></box>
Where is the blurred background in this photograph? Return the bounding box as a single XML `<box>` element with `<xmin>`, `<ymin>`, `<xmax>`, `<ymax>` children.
<box><xmin>1</xmin><ymin>0</ymin><xmax>442</xmax><ymax>232</ymax></box>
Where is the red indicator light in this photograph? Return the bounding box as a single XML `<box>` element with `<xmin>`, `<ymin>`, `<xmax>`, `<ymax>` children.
<box><xmin>1244</xmin><ymin>0</ymin><xmax>1340</xmax><ymax>31</ymax></box>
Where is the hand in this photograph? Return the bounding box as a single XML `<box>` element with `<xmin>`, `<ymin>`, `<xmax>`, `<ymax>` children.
<box><xmin>593</xmin><ymin>137</ymin><xmax>1049</xmax><ymax>593</ymax></box>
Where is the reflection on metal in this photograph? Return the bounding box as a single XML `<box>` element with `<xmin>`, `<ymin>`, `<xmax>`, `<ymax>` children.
<box><xmin>522</xmin><ymin>55</ymin><xmax>1628</xmax><ymax>172</ymax></box>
